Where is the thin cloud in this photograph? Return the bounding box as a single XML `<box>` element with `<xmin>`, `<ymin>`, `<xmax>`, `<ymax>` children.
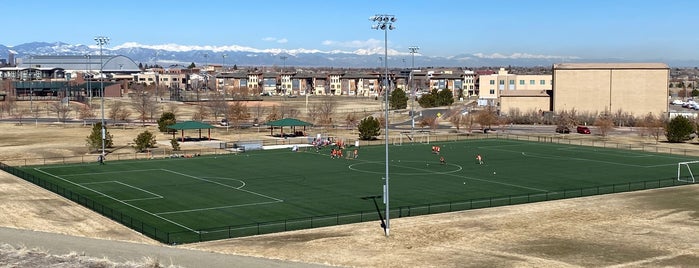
<box><xmin>262</xmin><ymin>37</ymin><xmax>288</xmax><ymax>44</ymax></box>
<box><xmin>473</xmin><ymin>52</ymin><xmax>580</xmax><ymax>60</ymax></box>
<box><xmin>322</xmin><ymin>39</ymin><xmax>383</xmax><ymax>49</ymax></box>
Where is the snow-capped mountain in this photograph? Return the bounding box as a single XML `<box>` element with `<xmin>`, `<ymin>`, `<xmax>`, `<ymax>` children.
<box><xmin>0</xmin><ymin>42</ymin><xmax>691</xmax><ymax>68</ymax></box>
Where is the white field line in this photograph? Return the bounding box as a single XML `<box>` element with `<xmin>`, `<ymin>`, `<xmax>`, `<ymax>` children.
<box><xmin>160</xmin><ymin>169</ymin><xmax>283</xmax><ymax>202</ymax></box>
<box><xmin>33</xmin><ymin>168</ymin><xmax>199</xmax><ymax>233</ymax></box>
<box><xmin>79</xmin><ymin>180</ymin><xmax>164</xmax><ymax>200</ymax></box>
<box><xmin>156</xmin><ymin>201</ymin><xmax>281</xmax><ymax>215</ymax></box>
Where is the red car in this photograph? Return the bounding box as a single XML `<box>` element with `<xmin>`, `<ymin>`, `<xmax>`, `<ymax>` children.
<box><xmin>576</xmin><ymin>126</ymin><xmax>591</xmax><ymax>134</ymax></box>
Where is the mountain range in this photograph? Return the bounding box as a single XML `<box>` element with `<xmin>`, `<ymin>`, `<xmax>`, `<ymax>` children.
<box><xmin>1</xmin><ymin>42</ymin><xmax>696</xmax><ymax>68</ymax></box>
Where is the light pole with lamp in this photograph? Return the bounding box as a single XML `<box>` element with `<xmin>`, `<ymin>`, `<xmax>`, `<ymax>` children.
<box><xmin>408</xmin><ymin>46</ymin><xmax>419</xmax><ymax>133</ymax></box>
<box><xmin>280</xmin><ymin>55</ymin><xmax>287</xmax><ymax>72</ymax></box>
<box><xmin>370</xmin><ymin>13</ymin><xmax>395</xmax><ymax>237</ymax></box>
<box><xmin>28</xmin><ymin>55</ymin><xmax>33</xmax><ymax>115</ymax></box>
<box><xmin>94</xmin><ymin>36</ymin><xmax>109</xmax><ymax>159</ymax></box>
<box><xmin>85</xmin><ymin>54</ymin><xmax>92</xmax><ymax>102</ymax></box>
<box><xmin>222</xmin><ymin>54</ymin><xmax>227</xmax><ymax>98</ymax></box>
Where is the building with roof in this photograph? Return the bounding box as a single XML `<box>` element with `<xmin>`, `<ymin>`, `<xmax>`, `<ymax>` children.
<box><xmin>552</xmin><ymin>63</ymin><xmax>669</xmax><ymax>117</ymax></box>
<box><xmin>479</xmin><ymin>68</ymin><xmax>552</xmax><ymax>109</ymax></box>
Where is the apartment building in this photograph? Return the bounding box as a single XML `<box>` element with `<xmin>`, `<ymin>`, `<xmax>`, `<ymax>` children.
<box><xmin>478</xmin><ymin>68</ymin><xmax>552</xmax><ymax>110</ymax></box>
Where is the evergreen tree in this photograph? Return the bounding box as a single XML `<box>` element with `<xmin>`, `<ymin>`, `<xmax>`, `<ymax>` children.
<box><xmin>86</xmin><ymin>122</ymin><xmax>113</xmax><ymax>152</ymax></box>
<box><xmin>187</xmin><ymin>62</ymin><xmax>196</xmax><ymax>69</ymax></box>
<box><xmin>157</xmin><ymin>112</ymin><xmax>176</xmax><ymax>133</ymax></box>
<box><xmin>389</xmin><ymin>88</ymin><xmax>409</xmax><ymax>109</ymax></box>
<box><xmin>133</xmin><ymin>130</ymin><xmax>157</xmax><ymax>152</ymax></box>
<box><xmin>358</xmin><ymin>116</ymin><xmax>381</xmax><ymax>140</ymax></box>
<box><xmin>666</xmin><ymin>115</ymin><xmax>695</xmax><ymax>143</ymax></box>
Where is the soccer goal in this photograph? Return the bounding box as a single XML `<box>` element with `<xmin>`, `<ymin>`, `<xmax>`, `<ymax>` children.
<box><xmin>677</xmin><ymin>160</ymin><xmax>699</xmax><ymax>183</ymax></box>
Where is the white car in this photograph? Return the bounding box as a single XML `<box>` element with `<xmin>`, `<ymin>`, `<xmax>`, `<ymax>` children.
<box><xmin>671</xmin><ymin>99</ymin><xmax>685</xmax><ymax>105</ymax></box>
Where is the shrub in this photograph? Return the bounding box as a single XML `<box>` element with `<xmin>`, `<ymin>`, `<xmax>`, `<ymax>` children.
<box><xmin>666</xmin><ymin>115</ymin><xmax>695</xmax><ymax>143</ymax></box>
<box><xmin>133</xmin><ymin>130</ymin><xmax>157</xmax><ymax>152</ymax></box>
<box><xmin>358</xmin><ymin>116</ymin><xmax>381</xmax><ymax>140</ymax></box>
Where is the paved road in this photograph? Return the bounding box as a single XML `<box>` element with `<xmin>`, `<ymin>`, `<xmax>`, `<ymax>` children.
<box><xmin>0</xmin><ymin>227</ymin><xmax>330</xmax><ymax>268</ymax></box>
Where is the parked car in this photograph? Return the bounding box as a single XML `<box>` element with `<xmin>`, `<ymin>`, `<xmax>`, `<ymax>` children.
<box><xmin>555</xmin><ymin>125</ymin><xmax>571</xmax><ymax>134</ymax></box>
<box><xmin>220</xmin><ymin>118</ymin><xmax>229</xmax><ymax>126</ymax></box>
<box><xmin>576</xmin><ymin>126</ymin><xmax>591</xmax><ymax>134</ymax></box>
<box><xmin>671</xmin><ymin>99</ymin><xmax>685</xmax><ymax>105</ymax></box>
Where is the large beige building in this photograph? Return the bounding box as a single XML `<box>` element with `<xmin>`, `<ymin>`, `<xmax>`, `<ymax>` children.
<box><xmin>552</xmin><ymin>63</ymin><xmax>669</xmax><ymax>117</ymax></box>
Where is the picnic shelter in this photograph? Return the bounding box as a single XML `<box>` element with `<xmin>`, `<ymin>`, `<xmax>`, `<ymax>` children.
<box><xmin>167</xmin><ymin>121</ymin><xmax>216</xmax><ymax>142</ymax></box>
<box><xmin>265</xmin><ymin>118</ymin><xmax>313</xmax><ymax>136</ymax></box>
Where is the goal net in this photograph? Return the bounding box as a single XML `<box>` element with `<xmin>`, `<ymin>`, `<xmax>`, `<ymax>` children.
<box><xmin>677</xmin><ymin>160</ymin><xmax>699</xmax><ymax>183</ymax></box>
<box><xmin>393</xmin><ymin>132</ymin><xmax>430</xmax><ymax>146</ymax></box>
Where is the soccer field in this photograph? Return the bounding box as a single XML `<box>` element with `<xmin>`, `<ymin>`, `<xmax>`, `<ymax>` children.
<box><xmin>15</xmin><ymin>138</ymin><xmax>697</xmax><ymax>244</ymax></box>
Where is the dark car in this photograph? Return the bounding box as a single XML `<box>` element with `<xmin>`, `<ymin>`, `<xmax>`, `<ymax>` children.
<box><xmin>555</xmin><ymin>126</ymin><xmax>571</xmax><ymax>134</ymax></box>
<box><xmin>576</xmin><ymin>126</ymin><xmax>591</xmax><ymax>134</ymax></box>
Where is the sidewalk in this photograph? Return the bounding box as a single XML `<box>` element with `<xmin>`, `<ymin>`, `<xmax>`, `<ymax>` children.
<box><xmin>0</xmin><ymin>227</ymin><xmax>330</xmax><ymax>268</ymax></box>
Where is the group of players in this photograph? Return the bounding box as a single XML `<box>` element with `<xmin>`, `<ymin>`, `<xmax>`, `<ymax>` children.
<box><xmin>431</xmin><ymin>145</ymin><xmax>484</xmax><ymax>165</ymax></box>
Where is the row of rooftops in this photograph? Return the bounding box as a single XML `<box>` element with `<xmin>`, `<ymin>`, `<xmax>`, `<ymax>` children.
<box><xmin>1</xmin><ymin>54</ymin><xmax>670</xmax><ymax>80</ymax></box>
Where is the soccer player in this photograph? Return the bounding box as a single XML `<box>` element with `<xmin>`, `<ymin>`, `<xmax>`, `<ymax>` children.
<box><xmin>353</xmin><ymin>149</ymin><xmax>359</xmax><ymax>159</ymax></box>
<box><xmin>440</xmin><ymin>156</ymin><xmax>446</xmax><ymax>165</ymax></box>
<box><xmin>476</xmin><ymin>154</ymin><xmax>483</xmax><ymax>165</ymax></box>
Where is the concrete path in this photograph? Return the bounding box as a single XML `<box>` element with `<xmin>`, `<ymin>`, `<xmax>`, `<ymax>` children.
<box><xmin>0</xmin><ymin>227</ymin><xmax>330</xmax><ymax>268</ymax></box>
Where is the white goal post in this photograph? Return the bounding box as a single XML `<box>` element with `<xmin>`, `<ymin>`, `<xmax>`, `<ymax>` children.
<box><xmin>393</xmin><ymin>132</ymin><xmax>431</xmax><ymax>146</ymax></box>
<box><xmin>677</xmin><ymin>160</ymin><xmax>699</xmax><ymax>183</ymax></box>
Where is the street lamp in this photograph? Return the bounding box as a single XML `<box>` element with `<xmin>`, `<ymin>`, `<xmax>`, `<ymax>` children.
<box><xmin>85</xmin><ymin>54</ymin><xmax>92</xmax><ymax>101</ymax></box>
<box><xmin>28</xmin><ymin>55</ymin><xmax>33</xmax><ymax>115</ymax></box>
<box><xmin>280</xmin><ymin>55</ymin><xmax>288</xmax><ymax>72</ymax></box>
<box><xmin>408</xmin><ymin>46</ymin><xmax>419</xmax><ymax>133</ymax></box>
<box><xmin>222</xmin><ymin>54</ymin><xmax>227</xmax><ymax>98</ymax></box>
<box><xmin>370</xmin><ymin>13</ymin><xmax>396</xmax><ymax>237</ymax></box>
<box><xmin>94</xmin><ymin>36</ymin><xmax>109</xmax><ymax>158</ymax></box>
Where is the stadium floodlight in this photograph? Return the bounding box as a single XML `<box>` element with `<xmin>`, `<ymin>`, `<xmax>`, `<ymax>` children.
<box><xmin>408</xmin><ymin>46</ymin><xmax>419</xmax><ymax>133</ymax></box>
<box><xmin>370</xmin><ymin>13</ymin><xmax>396</xmax><ymax>237</ymax></box>
<box><xmin>94</xmin><ymin>36</ymin><xmax>109</xmax><ymax>159</ymax></box>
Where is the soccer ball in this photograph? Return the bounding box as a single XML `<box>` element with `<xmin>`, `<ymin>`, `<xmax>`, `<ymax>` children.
<box><xmin>493</xmin><ymin>171</ymin><xmax>496</xmax><ymax>175</ymax></box>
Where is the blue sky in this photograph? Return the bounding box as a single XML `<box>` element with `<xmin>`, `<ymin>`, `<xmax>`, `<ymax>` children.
<box><xmin>3</xmin><ymin>0</ymin><xmax>698</xmax><ymax>61</ymax></box>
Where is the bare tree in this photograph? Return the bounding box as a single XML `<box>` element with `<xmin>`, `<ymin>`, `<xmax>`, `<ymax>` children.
<box><xmin>191</xmin><ymin>103</ymin><xmax>209</xmax><ymax>121</ymax></box>
<box><xmin>250</xmin><ymin>103</ymin><xmax>267</xmax><ymax>126</ymax></box>
<box><xmin>75</xmin><ymin>103</ymin><xmax>95</xmax><ymax>125</ymax></box>
<box><xmin>109</xmin><ymin>100</ymin><xmax>131</xmax><ymax>123</ymax></box>
<box><xmin>555</xmin><ymin>109</ymin><xmax>578</xmax><ymax>129</ymax></box>
<box><xmin>307</xmin><ymin>97</ymin><xmax>337</xmax><ymax>127</ymax></box>
<box><xmin>475</xmin><ymin>106</ymin><xmax>499</xmax><ymax>130</ymax></box>
<box><xmin>208</xmin><ymin>92</ymin><xmax>228</xmax><ymax>121</ymax></box>
<box><xmin>2</xmin><ymin>98</ymin><xmax>17</xmax><ymax>118</ymax></box>
<box><xmin>594</xmin><ymin>111</ymin><xmax>614</xmax><ymax>137</ymax></box>
<box><xmin>165</xmin><ymin>102</ymin><xmax>180</xmax><ymax>118</ymax></box>
<box><xmin>449</xmin><ymin>113</ymin><xmax>464</xmax><ymax>131</ymax></box>
<box><xmin>266</xmin><ymin>105</ymin><xmax>280</xmax><ymax>122</ymax></box>
<box><xmin>130</xmin><ymin>86</ymin><xmax>157</xmax><ymax>125</ymax></box>
<box><xmin>226</xmin><ymin>100</ymin><xmax>250</xmax><ymax>129</ymax></box>
<box><xmin>641</xmin><ymin>112</ymin><xmax>665</xmax><ymax>142</ymax></box>
<box><xmin>278</xmin><ymin>103</ymin><xmax>300</xmax><ymax>119</ymax></box>
<box><xmin>419</xmin><ymin>116</ymin><xmax>438</xmax><ymax>132</ymax></box>
<box><xmin>48</xmin><ymin>101</ymin><xmax>71</xmax><ymax>122</ymax></box>
<box><xmin>345</xmin><ymin>112</ymin><xmax>359</xmax><ymax>130</ymax></box>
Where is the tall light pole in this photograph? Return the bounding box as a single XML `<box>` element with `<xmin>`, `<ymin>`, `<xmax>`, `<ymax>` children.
<box><xmin>370</xmin><ymin>13</ymin><xmax>396</xmax><ymax>237</ymax></box>
<box><xmin>85</xmin><ymin>54</ymin><xmax>92</xmax><ymax>101</ymax></box>
<box><xmin>203</xmin><ymin>53</ymin><xmax>208</xmax><ymax>90</ymax></box>
<box><xmin>408</xmin><ymin>46</ymin><xmax>419</xmax><ymax>133</ymax></box>
<box><xmin>222</xmin><ymin>54</ymin><xmax>227</xmax><ymax>98</ymax></box>
<box><xmin>94</xmin><ymin>36</ymin><xmax>109</xmax><ymax>158</ymax></box>
<box><xmin>280</xmin><ymin>55</ymin><xmax>288</xmax><ymax>72</ymax></box>
<box><xmin>28</xmin><ymin>55</ymin><xmax>33</xmax><ymax>114</ymax></box>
